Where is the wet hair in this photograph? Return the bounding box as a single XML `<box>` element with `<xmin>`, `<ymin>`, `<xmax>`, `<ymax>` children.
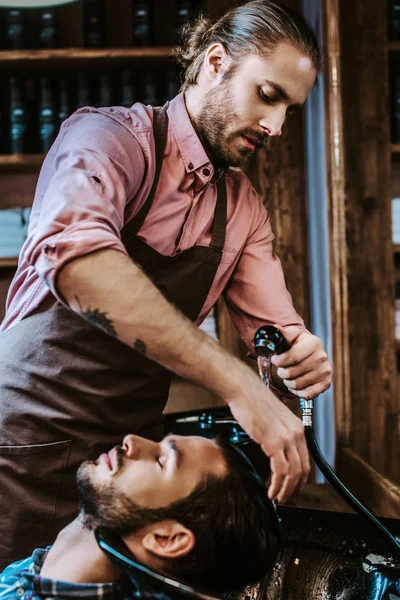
<box><xmin>173</xmin><ymin>0</ymin><xmax>321</xmax><ymax>92</ymax></box>
<box><xmin>161</xmin><ymin>435</ymin><xmax>281</xmax><ymax>593</ymax></box>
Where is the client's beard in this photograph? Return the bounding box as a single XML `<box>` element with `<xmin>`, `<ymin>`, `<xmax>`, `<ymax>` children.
<box><xmin>76</xmin><ymin>462</ymin><xmax>174</xmax><ymax>536</ymax></box>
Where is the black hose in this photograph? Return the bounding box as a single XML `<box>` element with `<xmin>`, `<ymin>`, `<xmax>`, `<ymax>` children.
<box><xmin>304</xmin><ymin>426</ymin><xmax>400</xmax><ymax>558</ymax></box>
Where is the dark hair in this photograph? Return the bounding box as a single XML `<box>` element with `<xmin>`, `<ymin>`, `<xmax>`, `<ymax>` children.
<box><xmin>173</xmin><ymin>0</ymin><xmax>321</xmax><ymax>92</ymax></box>
<box><xmin>121</xmin><ymin>437</ymin><xmax>280</xmax><ymax>593</ymax></box>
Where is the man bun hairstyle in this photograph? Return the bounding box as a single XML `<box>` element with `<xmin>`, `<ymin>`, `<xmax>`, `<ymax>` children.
<box><xmin>173</xmin><ymin>0</ymin><xmax>321</xmax><ymax>92</ymax></box>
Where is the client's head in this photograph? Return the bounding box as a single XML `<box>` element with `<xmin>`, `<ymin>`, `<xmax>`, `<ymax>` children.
<box><xmin>77</xmin><ymin>433</ymin><xmax>280</xmax><ymax>593</ymax></box>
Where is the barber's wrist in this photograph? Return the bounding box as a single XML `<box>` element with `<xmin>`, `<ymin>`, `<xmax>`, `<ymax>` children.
<box><xmin>211</xmin><ymin>353</ymin><xmax>261</xmax><ymax>401</ymax></box>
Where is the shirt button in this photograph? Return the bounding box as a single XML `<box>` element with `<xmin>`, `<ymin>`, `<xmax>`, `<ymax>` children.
<box><xmin>202</xmin><ymin>168</ymin><xmax>210</xmax><ymax>177</ymax></box>
<box><xmin>16</xmin><ymin>587</ymin><xmax>24</xmax><ymax>597</ymax></box>
<box><xmin>44</xmin><ymin>243</ymin><xmax>56</xmax><ymax>254</ymax></box>
<box><xmin>188</xmin><ymin>162</ymin><xmax>194</xmax><ymax>170</ymax></box>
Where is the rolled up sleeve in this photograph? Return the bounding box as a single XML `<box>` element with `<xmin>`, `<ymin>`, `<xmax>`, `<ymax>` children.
<box><xmin>223</xmin><ymin>191</ymin><xmax>306</xmax><ymax>357</ymax></box>
<box><xmin>24</xmin><ymin>112</ymin><xmax>146</xmax><ymax>303</ymax></box>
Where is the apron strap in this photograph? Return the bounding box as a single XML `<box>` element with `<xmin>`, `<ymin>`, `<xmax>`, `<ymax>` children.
<box><xmin>127</xmin><ymin>102</ymin><xmax>170</xmax><ymax>235</ymax></box>
<box><xmin>210</xmin><ymin>176</ymin><xmax>227</xmax><ymax>253</ymax></box>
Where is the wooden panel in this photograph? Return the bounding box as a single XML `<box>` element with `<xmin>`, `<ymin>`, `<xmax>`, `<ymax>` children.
<box><xmin>104</xmin><ymin>0</ymin><xmax>133</xmax><ymax>48</ymax></box>
<box><xmin>322</xmin><ymin>0</ymin><xmax>351</xmax><ymax>449</ymax></box>
<box><xmin>216</xmin><ymin>297</ymin><xmax>245</xmax><ymax>360</ymax></box>
<box><xmin>291</xmin><ymin>483</ymin><xmax>352</xmax><ymax>513</ymax></box>
<box><xmin>0</xmin><ymin>173</ymin><xmax>37</xmax><ymax>209</ymax></box>
<box><xmin>165</xmin><ymin>375</ymin><xmax>223</xmax><ymax>414</ymax></box>
<box><xmin>244</xmin><ymin>109</ymin><xmax>311</xmax><ymax>328</ymax></box>
<box><xmin>0</xmin><ymin>48</ymin><xmax>173</xmax><ymax>72</ymax></box>
<box><xmin>0</xmin><ymin>259</ymin><xmax>18</xmax><ymax>268</ymax></box>
<box><xmin>152</xmin><ymin>0</ymin><xmax>177</xmax><ymax>46</ymax></box>
<box><xmin>203</xmin><ymin>0</ymin><xmax>243</xmax><ymax>19</ymax></box>
<box><xmin>59</xmin><ymin>1</ymin><xmax>84</xmax><ymax>48</ymax></box>
<box><xmin>337</xmin><ymin>448</ymin><xmax>400</xmax><ymax>518</ymax></box>
<box><xmin>337</xmin><ymin>0</ymin><xmax>398</xmax><ymax>481</ymax></box>
<box><xmin>0</xmin><ymin>155</ymin><xmax>44</xmax><ymax>172</ymax></box>
<box><xmin>392</xmin><ymin>160</ymin><xmax>400</xmax><ymax>200</ymax></box>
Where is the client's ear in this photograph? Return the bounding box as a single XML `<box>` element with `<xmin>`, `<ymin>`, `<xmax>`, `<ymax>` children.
<box><xmin>142</xmin><ymin>520</ymin><xmax>195</xmax><ymax>559</ymax></box>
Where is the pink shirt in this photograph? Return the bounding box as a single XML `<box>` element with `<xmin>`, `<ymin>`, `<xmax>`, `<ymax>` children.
<box><xmin>1</xmin><ymin>93</ymin><xmax>305</xmax><ymax>354</ymax></box>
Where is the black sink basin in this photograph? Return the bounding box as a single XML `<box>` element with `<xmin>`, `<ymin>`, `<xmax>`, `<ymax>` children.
<box><xmin>164</xmin><ymin>408</ymin><xmax>400</xmax><ymax>600</ymax></box>
<box><xmin>235</xmin><ymin>505</ymin><xmax>400</xmax><ymax>600</ymax></box>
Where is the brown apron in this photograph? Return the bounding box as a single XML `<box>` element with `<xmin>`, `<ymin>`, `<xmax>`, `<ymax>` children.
<box><xmin>0</xmin><ymin>104</ymin><xmax>227</xmax><ymax>568</ymax></box>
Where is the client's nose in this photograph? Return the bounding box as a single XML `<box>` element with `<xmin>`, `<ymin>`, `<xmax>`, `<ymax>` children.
<box><xmin>122</xmin><ymin>434</ymin><xmax>139</xmax><ymax>458</ymax></box>
<box><xmin>122</xmin><ymin>434</ymin><xmax>159</xmax><ymax>459</ymax></box>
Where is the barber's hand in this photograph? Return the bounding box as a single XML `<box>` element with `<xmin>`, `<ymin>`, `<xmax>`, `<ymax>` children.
<box><xmin>271</xmin><ymin>326</ymin><xmax>332</xmax><ymax>400</ymax></box>
<box><xmin>227</xmin><ymin>373</ymin><xmax>310</xmax><ymax>504</ymax></box>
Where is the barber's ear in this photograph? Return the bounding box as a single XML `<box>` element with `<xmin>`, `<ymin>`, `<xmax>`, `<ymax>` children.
<box><xmin>142</xmin><ymin>520</ymin><xmax>195</xmax><ymax>559</ymax></box>
<box><xmin>204</xmin><ymin>43</ymin><xmax>231</xmax><ymax>82</ymax></box>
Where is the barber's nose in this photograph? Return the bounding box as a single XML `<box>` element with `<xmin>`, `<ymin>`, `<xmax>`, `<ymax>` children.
<box><xmin>260</xmin><ymin>111</ymin><xmax>284</xmax><ymax>137</ymax></box>
<box><xmin>122</xmin><ymin>434</ymin><xmax>159</xmax><ymax>459</ymax></box>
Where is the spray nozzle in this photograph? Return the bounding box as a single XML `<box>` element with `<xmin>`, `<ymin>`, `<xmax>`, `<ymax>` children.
<box><xmin>254</xmin><ymin>325</ymin><xmax>313</xmax><ymax>426</ymax></box>
<box><xmin>254</xmin><ymin>326</ymin><xmax>291</xmax><ymax>387</ymax></box>
<box><xmin>254</xmin><ymin>325</ymin><xmax>292</xmax><ymax>358</ymax></box>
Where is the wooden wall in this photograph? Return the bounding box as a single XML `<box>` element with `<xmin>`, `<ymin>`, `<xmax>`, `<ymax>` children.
<box><xmin>244</xmin><ymin>109</ymin><xmax>311</xmax><ymax>329</ymax></box>
<box><xmin>324</xmin><ymin>0</ymin><xmax>400</xmax><ymax>499</ymax></box>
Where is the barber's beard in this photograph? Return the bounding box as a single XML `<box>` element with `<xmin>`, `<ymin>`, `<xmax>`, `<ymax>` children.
<box><xmin>195</xmin><ymin>79</ymin><xmax>263</xmax><ymax>169</ymax></box>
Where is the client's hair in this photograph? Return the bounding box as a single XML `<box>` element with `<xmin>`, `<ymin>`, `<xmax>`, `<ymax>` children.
<box><xmin>163</xmin><ymin>436</ymin><xmax>280</xmax><ymax>592</ymax></box>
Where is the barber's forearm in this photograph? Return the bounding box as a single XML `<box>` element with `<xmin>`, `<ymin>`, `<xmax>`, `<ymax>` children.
<box><xmin>57</xmin><ymin>248</ymin><xmax>249</xmax><ymax>398</ymax></box>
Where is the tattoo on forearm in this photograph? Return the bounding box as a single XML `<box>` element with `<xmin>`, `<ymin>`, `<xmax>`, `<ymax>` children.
<box><xmin>133</xmin><ymin>339</ymin><xmax>147</xmax><ymax>355</ymax></box>
<box><xmin>75</xmin><ymin>297</ymin><xmax>117</xmax><ymax>337</ymax></box>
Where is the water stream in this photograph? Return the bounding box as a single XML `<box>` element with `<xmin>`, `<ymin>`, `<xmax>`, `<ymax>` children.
<box><xmin>257</xmin><ymin>355</ymin><xmax>271</xmax><ymax>386</ymax></box>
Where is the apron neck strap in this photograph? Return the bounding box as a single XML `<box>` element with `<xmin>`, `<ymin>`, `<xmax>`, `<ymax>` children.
<box><xmin>128</xmin><ymin>102</ymin><xmax>169</xmax><ymax>235</ymax></box>
<box><xmin>210</xmin><ymin>176</ymin><xmax>227</xmax><ymax>253</ymax></box>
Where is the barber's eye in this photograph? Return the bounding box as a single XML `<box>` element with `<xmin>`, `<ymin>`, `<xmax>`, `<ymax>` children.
<box><xmin>259</xmin><ymin>90</ymin><xmax>275</xmax><ymax>105</ymax></box>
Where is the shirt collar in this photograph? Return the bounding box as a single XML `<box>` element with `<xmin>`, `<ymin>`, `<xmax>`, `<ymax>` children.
<box><xmin>167</xmin><ymin>93</ymin><xmax>214</xmax><ymax>178</ymax></box>
<box><xmin>28</xmin><ymin>547</ymin><xmax>120</xmax><ymax>600</ymax></box>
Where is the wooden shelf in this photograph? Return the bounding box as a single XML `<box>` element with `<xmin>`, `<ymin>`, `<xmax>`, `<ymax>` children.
<box><xmin>0</xmin><ymin>47</ymin><xmax>173</xmax><ymax>71</ymax></box>
<box><xmin>0</xmin><ymin>154</ymin><xmax>45</xmax><ymax>172</ymax></box>
<box><xmin>0</xmin><ymin>258</ymin><xmax>18</xmax><ymax>268</ymax></box>
<box><xmin>394</xmin><ymin>244</ymin><xmax>400</xmax><ymax>253</ymax></box>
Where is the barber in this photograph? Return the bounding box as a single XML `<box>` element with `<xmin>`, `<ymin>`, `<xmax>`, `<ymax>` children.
<box><xmin>0</xmin><ymin>0</ymin><xmax>331</xmax><ymax>567</ymax></box>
